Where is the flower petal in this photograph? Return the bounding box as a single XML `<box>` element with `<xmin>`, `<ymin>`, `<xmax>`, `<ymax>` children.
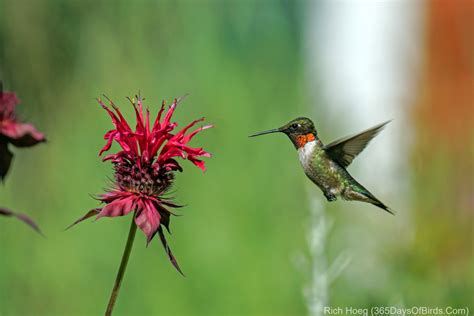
<box><xmin>189</xmin><ymin>157</ymin><xmax>206</xmax><ymax>171</ymax></box>
<box><xmin>1</xmin><ymin>121</ymin><xmax>46</xmax><ymax>147</ymax></box>
<box><xmin>66</xmin><ymin>208</ymin><xmax>101</xmax><ymax>230</ymax></box>
<box><xmin>96</xmin><ymin>197</ymin><xmax>135</xmax><ymax>219</ymax></box>
<box><xmin>97</xmin><ymin>190</ymin><xmax>129</xmax><ymax>203</ymax></box>
<box><xmin>182</xmin><ymin>124</ymin><xmax>213</xmax><ymax>144</ymax></box>
<box><xmin>99</xmin><ymin>130</ymin><xmax>117</xmax><ymax>156</ymax></box>
<box><xmin>173</xmin><ymin>118</ymin><xmax>204</xmax><ymax>140</ymax></box>
<box><xmin>160</xmin><ymin>212</ymin><xmax>171</xmax><ymax>233</ymax></box>
<box><xmin>0</xmin><ymin>207</ymin><xmax>43</xmax><ymax>235</ymax></box>
<box><xmin>158</xmin><ymin>227</ymin><xmax>184</xmax><ymax>275</ymax></box>
<box><xmin>0</xmin><ymin>91</ymin><xmax>19</xmax><ymax>118</ymax></box>
<box><xmin>162</xmin><ymin>99</ymin><xmax>177</xmax><ymax>127</ymax></box>
<box><xmin>152</xmin><ymin>100</ymin><xmax>166</xmax><ymax>131</ymax></box>
<box><xmin>134</xmin><ymin>199</ymin><xmax>160</xmax><ymax>245</ymax></box>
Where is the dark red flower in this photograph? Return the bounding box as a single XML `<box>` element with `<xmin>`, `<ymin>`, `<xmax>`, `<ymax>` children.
<box><xmin>0</xmin><ymin>83</ymin><xmax>46</xmax><ymax>180</ymax></box>
<box><xmin>0</xmin><ymin>82</ymin><xmax>45</xmax><ymax>233</ymax></box>
<box><xmin>70</xmin><ymin>94</ymin><xmax>212</xmax><ymax>273</ymax></box>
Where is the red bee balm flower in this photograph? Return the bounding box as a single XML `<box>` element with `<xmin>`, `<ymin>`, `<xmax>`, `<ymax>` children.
<box><xmin>70</xmin><ymin>94</ymin><xmax>212</xmax><ymax>315</ymax></box>
<box><xmin>70</xmin><ymin>93</ymin><xmax>211</xmax><ymax>268</ymax></box>
<box><xmin>72</xmin><ymin>95</ymin><xmax>211</xmax><ymax>264</ymax></box>
<box><xmin>0</xmin><ymin>84</ymin><xmax>46</xmax><ymax>180</ymax></box>
<box><xmin>96</xmin><ymin>94</ymin><xmax>211</xmax><ymax>249</ymax></box>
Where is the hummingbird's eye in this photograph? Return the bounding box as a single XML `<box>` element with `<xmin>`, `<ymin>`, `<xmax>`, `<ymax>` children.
<box><xmin>291</xmin><ymin>123</ymin><xmax>298</xmax><ymax>129</ymax></box>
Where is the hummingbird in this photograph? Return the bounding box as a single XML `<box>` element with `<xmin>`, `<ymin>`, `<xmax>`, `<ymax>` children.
<box><xmin>250</xmin><ymin>118</ymin><xmax>393</xmax><ymax>214</ymax></box>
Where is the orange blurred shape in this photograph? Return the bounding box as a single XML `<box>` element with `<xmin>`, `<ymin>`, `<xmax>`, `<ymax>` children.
<box><xmin>415</xmin><ymin>0</ymin><xmax>474</xmax><ymax>149</ymax></box>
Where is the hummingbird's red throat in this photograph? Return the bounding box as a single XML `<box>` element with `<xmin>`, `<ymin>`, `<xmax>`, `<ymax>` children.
<box><xmin>296</xmin><ymin>133</ymin><xmax>315</xmax><ymax>148</ymax></box>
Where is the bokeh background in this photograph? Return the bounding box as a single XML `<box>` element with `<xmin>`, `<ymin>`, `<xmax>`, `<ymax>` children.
<box><xmin>0</xmin><ymin>1</ymin><xmax>472</xmax><ymax>316</ymax></box>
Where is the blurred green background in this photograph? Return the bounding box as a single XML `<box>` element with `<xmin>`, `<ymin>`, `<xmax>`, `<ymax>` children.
<box><xmin>0</xmin><ymin>1</ymin><xmax>472</xmax><ymax>316</ymax></box>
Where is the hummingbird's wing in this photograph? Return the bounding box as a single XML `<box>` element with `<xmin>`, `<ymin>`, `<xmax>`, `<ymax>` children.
<box><xmin>323</xmin><ymin>121</ymin><xmax>390</xmax><ymax>168</ymax></box>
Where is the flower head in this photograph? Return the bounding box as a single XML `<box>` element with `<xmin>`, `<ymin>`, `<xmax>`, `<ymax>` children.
<box><xmin>0</xmin><ymin>82</ymin><xmax>46</xmax><ymax>180</ymax></box>
<box><xmin>70</xmin><ymin>94</ymin><xmax>212</xmax><ymax>273</ymax></box>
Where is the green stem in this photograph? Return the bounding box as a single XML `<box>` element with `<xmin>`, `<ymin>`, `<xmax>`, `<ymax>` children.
<box><xmin>105</xmin><ymin>215</ymin><xmax>137</xmax><ymax>316</ymax></box>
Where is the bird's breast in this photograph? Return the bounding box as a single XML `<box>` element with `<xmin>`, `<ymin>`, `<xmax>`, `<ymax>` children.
<box><xmin>298</xmin><ymin>141</ymin><xmax>345</xmax><ymax>194</ymax></box>
<box><xmin>298</xmin><ymin>140</ymin><xmax>317</xmax><ymax>170</ymax></box>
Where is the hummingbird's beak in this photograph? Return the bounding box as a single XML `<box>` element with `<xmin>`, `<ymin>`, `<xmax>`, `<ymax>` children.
<box><xmin>249</xmin><ymin>128</ymin><xmax>282</xmax><ymax>137</ymax></box>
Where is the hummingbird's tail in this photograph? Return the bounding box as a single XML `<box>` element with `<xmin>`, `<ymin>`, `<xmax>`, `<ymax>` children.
<box><xmin>367</xmin><ymin>197</ymin><xmax>394</xmax><ymax>215</ymax></box>
<box><xmin>346</xmin><ymin>185</ymin><xmax>395</xmax><ymax>215</ymax></box>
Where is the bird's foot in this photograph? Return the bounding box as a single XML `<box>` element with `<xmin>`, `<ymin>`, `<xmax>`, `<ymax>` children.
<box><xmin>324</xmin><ymin>192</ymin><xmax>337</xmax><ymax>202</ymax></box>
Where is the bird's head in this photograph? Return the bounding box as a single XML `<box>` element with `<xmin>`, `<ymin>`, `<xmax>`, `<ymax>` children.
<box><xmin>249</xmin><ymin>117</ymin><xmax>318</xmax><ymax>149</ymax></box>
